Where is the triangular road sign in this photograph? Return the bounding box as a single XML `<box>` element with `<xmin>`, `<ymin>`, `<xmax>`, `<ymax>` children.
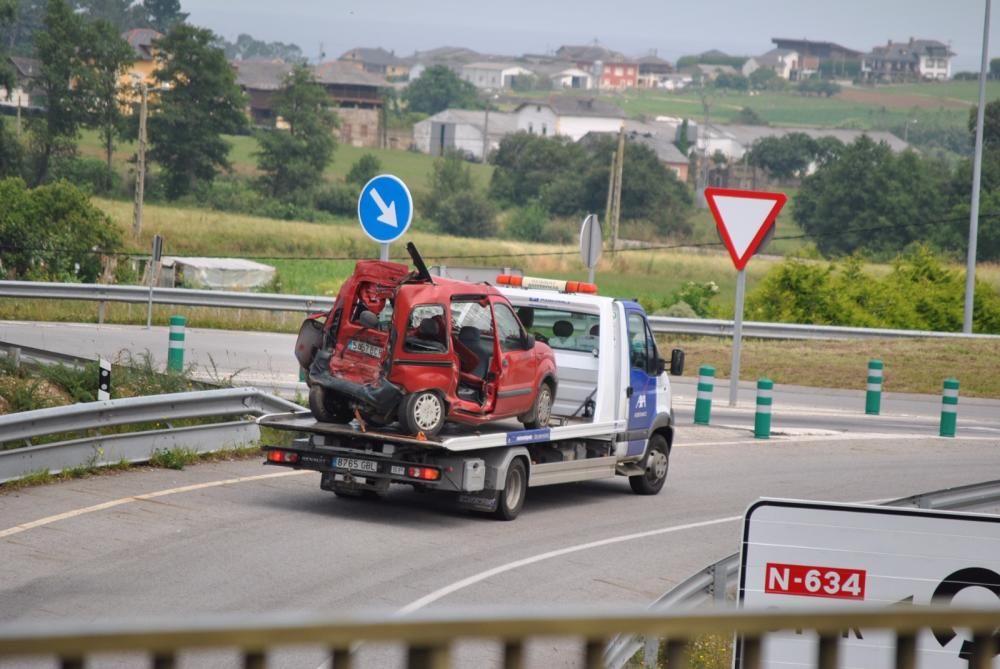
<box><xmin>705</xmin><ymin>188</ymin><xmax>787</xmax><ymax>270</ymax></box>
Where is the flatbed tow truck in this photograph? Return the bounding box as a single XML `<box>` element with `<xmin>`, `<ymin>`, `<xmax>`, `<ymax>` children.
<box><xmin>260</xmin><ymin>277</ymin><xmax>684</xmax><ymax>520</ymax></box>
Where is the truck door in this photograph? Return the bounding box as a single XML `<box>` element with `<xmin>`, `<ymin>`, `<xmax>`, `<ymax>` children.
<box><xmin>626</xmin><ymin>309</ymin><xmax>657</xmax><ymax>456</ymax></box>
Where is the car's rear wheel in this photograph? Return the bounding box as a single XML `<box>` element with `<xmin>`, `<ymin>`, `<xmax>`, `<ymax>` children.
<box><xmin>519</xmin><ymin>381</ymin><xmax>554</xmax><ymax>429</ymax></box>
<box><xmin>308</xmin><ymin>385</ymin><xmax>352</xmax><ymax>424</ymax></box>
<box><xmin>399</xmin><ymin>390</ymin><xmax>446</xmax><ymax>436</ymax></box>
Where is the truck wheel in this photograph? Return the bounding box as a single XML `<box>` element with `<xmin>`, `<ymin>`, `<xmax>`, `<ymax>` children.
<box><xmin>495</xmin><ymin>459</ymin><xmax>527</xmax><ymax>520</ymax></box>
<box><xmin>399</xmin><ymin>390</ymin><xmax>445</xmax><ymax>436</ymax></box>
<box><xmin>519</xmin><ymin>381</ymin><xmax>554</xmax><ymax>429</ymax></box>
<box><xmin>629</xmin><ymin>434</ymin><xmax>669</xmax><ymax>495</ymax></box>
<box><xmin>309</xmin><ymin>385</ymin><xmax>352</xmax><ymax>424</ymax></box>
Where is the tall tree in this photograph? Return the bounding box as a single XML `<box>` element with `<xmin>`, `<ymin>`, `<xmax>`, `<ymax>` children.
<box><xmin>255</xmin><ymin>65</ymin><xmax>337</xmax><ymax>201</ymax></box>
<box><xmin>222</xmin><ymin>33</ymin><xmax>303</xmax><ymax>62</ymax></box>
<box><xmin>1</xmin><ymin>0</ymin><xmax>45</xmax><ymax>57</ymax></box>
<box><xmin>73</xmin><ymin>0</ymin><xmax>145</xmax><ymax>31</ymax></box>
<box><xmin>0</xmin><ymin>0</ymin><xmax>23</xmax><ymax>178</ymax></box>
<box><xmin>78</xmin><ymin>19</ymin><xmax>134</xmax><ymax>183</ymax></box>
<box><xmin>30</xmin><ymin>0</ymin><xmax>86</xmax><ymax>185</ymax></box>
<box><xmin>142</xmin><ymin>0</ymin><xmax>186</xmax><ymax>33</ymax></box>
<box><xmin>146</xmin><ymin>24</ymin><xmax>246</xmax><ymax>199</ymax></box>
<box><xmin>404</xmin><ymin>65</ymin><xmax>480</xmax><ymax>115</ymax></box>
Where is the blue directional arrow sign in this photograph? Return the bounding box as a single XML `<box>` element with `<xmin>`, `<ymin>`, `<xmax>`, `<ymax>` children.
<box><xmin>357</xmin><ymin>174</ymin><xmax>413</xmax><ymax>244</ymax></box>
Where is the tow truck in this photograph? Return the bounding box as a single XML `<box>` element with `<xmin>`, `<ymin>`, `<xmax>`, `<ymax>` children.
<box><xmin>260</xmin><ymin>273</ymin><xmax>685</xmax><ymax>520</ymax></box>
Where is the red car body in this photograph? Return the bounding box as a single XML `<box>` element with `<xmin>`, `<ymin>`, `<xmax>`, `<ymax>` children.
<box><xmin>297</xmin><ymin>250</ymin><xmax>557</xmax><ymax>436</ymax></box>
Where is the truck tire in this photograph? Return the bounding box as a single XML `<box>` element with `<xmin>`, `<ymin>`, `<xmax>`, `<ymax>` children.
<box><xmin>399</xmin><ymin>390</ymin><xmax>445</xmax><ymax>436</ymax></box>
<box><xmin>309</xmin><ymin>385</ymin><xmax>352</xmax><ymax>424</ymax></box>
<box><xmin>495</xmin><ymin>458</ymin><xmax>527</xmax><ymax>520</ymax></box>
<box><xmin>519</xmin><ymin>381</ymin><xmax>554</xmax><ymax>429</ymax></box>
<box><xmin>629</xmin><ymin>433</ymin><xmax>669</xmax><ymax>495</ymax></box>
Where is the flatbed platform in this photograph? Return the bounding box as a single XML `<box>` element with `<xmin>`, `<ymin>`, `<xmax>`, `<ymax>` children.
<box><xmin>257</xmin><ymin>412</ymin><xmax>622</xmax><ymax>452</ymax></box>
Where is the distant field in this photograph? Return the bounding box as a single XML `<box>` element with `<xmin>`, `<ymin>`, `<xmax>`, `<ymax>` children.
<box><xmin>76</xmin><ymin>131</ymin><xmax>494</xmax><ymax>194</ymax></box>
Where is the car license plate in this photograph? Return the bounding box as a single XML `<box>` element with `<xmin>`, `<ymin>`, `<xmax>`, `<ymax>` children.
<box><xmin>334</xmin><ymin>457</ymin><xmax>378</xmax><ymax>473</ymax></box>
<box><xmin>347</xmin><ymin>339</ymin><xmax>383</xmax><ymax>358</ymax></box>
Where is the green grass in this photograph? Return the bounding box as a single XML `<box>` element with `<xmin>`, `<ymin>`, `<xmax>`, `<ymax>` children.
<box><xmin>77</xmin><ymin>130</ymin><xmax>493</xmax><ymax>194</ymax></box>
<box><xmin>872</xmin><ymin>80</ymin><xmax>1000</xmax><ymax>104</ymax></box>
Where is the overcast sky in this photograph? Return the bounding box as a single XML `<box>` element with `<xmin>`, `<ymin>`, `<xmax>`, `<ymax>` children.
<box><xmin>183</xmin><ymin>1</ymin><xmax>997</xmax><ymax>72</ymax></box>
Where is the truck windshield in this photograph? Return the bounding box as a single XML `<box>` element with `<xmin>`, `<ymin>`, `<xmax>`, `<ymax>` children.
<box><xmin>517</xmin><ymin>307</ymin><xmax>601</xmax><ymax>352</ymax></box>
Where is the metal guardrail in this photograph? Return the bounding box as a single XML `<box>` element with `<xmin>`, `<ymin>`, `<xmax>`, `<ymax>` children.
<box><xmin>605</xmin><ymin>478</ymin><xmax>1000</xmax><ymax>669</ymax></box>
<box><xmin>4</xmin><ymin>280</ymin><xmax>999</xmax><ymax>340</ymax></box>
<box><xmin>0</xmin><ymin>341</ymin><xmax>96</xmax><ymax>369</ymax></box>
<box><xmin>0</xmin><ymin>606</ymin><xmax>998</xmax><ymax>669</ymax></box>
<box><xmin>0</xmin><ymin>387</ymin><xmax>305</xmax><ymax>484</ymax></box>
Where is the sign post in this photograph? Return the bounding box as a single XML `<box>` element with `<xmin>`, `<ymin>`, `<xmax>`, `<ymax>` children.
<box><xmin>146</xmin><ymin>233</ymin><xmax>163</xmax><ymax>330</ymax></box>
<box><xmin>579</xmin><ymin>213</ymin><xmax>601</xmax><ymax>285</ymax></box>
<box><xmin>705</xmin><ymin>188</ymin><xmax>786</xmax><ymax>407</ymax></box>
<box><xmin>357</xmin><ymin>174</ymin><xmax>413</xmax><ymax>261</ymax></box>
<box><xmin>739</xmin><ymin>499</ymin><xmax>1000</xmax><ymax>668</ymax></box>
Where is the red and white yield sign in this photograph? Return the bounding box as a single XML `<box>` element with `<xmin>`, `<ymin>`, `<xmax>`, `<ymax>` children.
<box><xmin>705</xmin><ymin>188</ymin><xmax>787</xmax><ymax>270</ymax></box>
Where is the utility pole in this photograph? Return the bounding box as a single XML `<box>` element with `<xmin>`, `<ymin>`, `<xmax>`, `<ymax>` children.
<box><xmin>611</xmin><ymin>124</ymin><xmax>625</xmax><ymax>255</ymax></box>
<box><xmin>132</xmin><ymin>83</ymin><xmax>148</xmax><ymax>240</ymax></box>
<box><xmin>965</xmin><ymin>0</ymin><xmax>991</xmax><ymax>333</ymax></box>
<box><xmin>604</xmin><ymin>148</ymin><xmax>616</xmax><ymax>231</ymax></box>
<box><xmin>482</xmin><ymin>103</ymin><xmax>490</xmax><ymax>163</ymax></box>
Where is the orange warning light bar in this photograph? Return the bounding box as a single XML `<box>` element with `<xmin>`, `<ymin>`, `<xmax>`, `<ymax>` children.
<box><xmin>496</xmin><ymin>275</ymin><xmax>598</xmax><ymax>294</ymax></box>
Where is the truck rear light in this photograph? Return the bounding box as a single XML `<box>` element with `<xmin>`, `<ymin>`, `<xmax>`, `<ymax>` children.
<box><xmin>407</xmin><ymin>466</ymin><xmax>440</xmax><ymax>481</ymax></box>
<box><xmin>267</xmin><ymin>450</ymin><xmax>300</xmax><ymax>464</ymax></box>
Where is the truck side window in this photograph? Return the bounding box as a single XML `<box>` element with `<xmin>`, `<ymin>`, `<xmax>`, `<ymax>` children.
<box><xmin>627</xmin><ymin>312</ymin><xmax>651</xmax><ymax>371</ymax></box>
<box><xmin>494</xmin><ymin>303</ymin><xmax>526</xmax><ymax>352</ymax></box>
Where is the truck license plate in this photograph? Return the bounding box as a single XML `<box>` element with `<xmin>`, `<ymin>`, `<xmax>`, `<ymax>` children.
<box><xmin>334</xmin><ymin>457</ymin><xmax>378</xmax><ymax>473</ymax></box>
<box><xmin>347</xmin><ymin>339</ymin><xmax>383</xmax><ymax>358</ymax></box>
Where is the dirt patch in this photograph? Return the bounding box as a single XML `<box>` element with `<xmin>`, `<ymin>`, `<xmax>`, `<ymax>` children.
<box><xmin>838</xmin><ymin>87</ymin><xmax>970</xmax><ymax>110</ymax></box>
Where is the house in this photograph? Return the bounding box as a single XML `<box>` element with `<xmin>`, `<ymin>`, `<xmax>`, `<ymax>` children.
<box><xmin>636</xmin><ymin>54</ymin><xmax>674</xmax><ymax>88</ymax></box>
<box><xmin>770</xmin><ymin>38</ymin><xmax>863</xmax><ymax>77</ymax></box>
<box><xmin>0</xmin><ymin>56</ymin><xmax>41</xmax><ymax>110</ymax></box>
<box><xmin>625</xmin><ymin>120</ymin><xmax>689</xmax><ymax>181</ymax></box>
<box><xmin>514</xmin><ymin>97</ymin><xmax>624</xmax><ymax>142</ymax></box>
<box><xmin>549</xmin><ymin>67</ymin><xmax>594</xmax><ymax>90</ymax></box>
<box><xmin>460</xmin><ymin>62</ymin><xmax>534</xmax><ymax>90</ymax></box>
<box><xmin>234</xmin><ymin>59</ymin><xmax>386</xmax><ymax>147</ymax></box>
<box><xmin>746</xmin><ymin>48</ymin><xmax>800</xmax><ymax>80</ymax></box>
<box><xmin>555</xmin><ymin>44</ymin><xmax>626</xmax><ymax>69</ymax></box>
<box><xmin>413</xmin><ymin>109</ymin><xmax>517</xmax><ymax>160</ymax></box>
<box><xmin>862</xmin><ymin>38</ymin><xmax>954</xmax><ymax>82</ymax></box>
<box><xmin>405</xmin><ymin>46</ymin><xmax>482</xmax><ymax>81</ymax></box>
<box><xmin>120</xmin><ymin>28</ymin><xmax>163</xmax><ymax>99</ymax></box>
<box><xmin>339</xmin><ymin>47</ymin><xmax>410</xmax><ymax>79</ymax></box>
<box><xmin>311</xmin><ymin>61</ymin><xmax>386</xmax><ymax>147</ymax></box>
<box><xmin>694</xmin><ymin>63</ymin><xmax>739</xmax><ymax>81</ymax></box>
<box><xmin>695</xmin><ymin>123</ymin><xmax>911</xmax><ymax>165</ymax></box>
<box><xmin>599</xmin><ymin>60</ymin><xmax>639</xmax><ymax>89</ymax></box>
<box><xmin>660</xmin><ymin>73</ymin><xmax>693</xmax><ymax>91</ymax></box>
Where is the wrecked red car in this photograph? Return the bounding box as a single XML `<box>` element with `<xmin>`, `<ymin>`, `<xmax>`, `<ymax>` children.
<box><xmin>295</xmin><ymin>243</ymin><xmax>557</xmax><ymax>437</ymax></box>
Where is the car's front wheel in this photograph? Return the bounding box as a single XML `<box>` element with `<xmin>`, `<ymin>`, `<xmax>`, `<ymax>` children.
<box><xmin>308</xmin><ymin>385</ymin><xmax>352</xmax><ymax>424</ymax></box>
<box><xmin>519</xmin><ymin>381</ymin><xmax>554</xmax><ymax>429</ymax></box>
<box><xmin>398</xmin><ymin>390</ymin><xmax>446</xmax><ymax>436</ymax></box>
<box><xmin>629</xmin><ymin>433</ymin><xmax>669</xmax><ymax>495</ymax></box>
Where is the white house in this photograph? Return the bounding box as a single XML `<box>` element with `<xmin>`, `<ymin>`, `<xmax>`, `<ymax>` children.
<box><xmin>659</xmin><ymin>73</ymin><xmax>693</xmax><ymax>91</ymax></box>
<box><xmin>549</xmin><ymin>67</ymin><xmax>594</xmax><ymax>90</ymax></box>
<box><xmin>413</xmin><ymin>109</ymin><xmax>517</xmax><ymax>161</ymax></box>
<box><xmin>460</xmin><ymin>62</ymin><xmax>534</xmax><ymax>90</ymax></box>
<box><xmin>862</xmin><ymin>38</ymin><xmax>954</xmax><ymax>82</ymax></box>
<box><xmin>514</xmin><ymin>97</ymin><xmax>624</xmax><ymax>142</ymax></box>
<box><xmin>0</xmin><ymin>57</ymin><xmax>40</xmax><ymax>110</ymax></box>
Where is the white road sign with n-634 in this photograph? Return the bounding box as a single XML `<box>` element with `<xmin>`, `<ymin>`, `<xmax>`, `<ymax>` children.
<box><xmin>739</xmin><ymin>500</ymin><xmax>1000</xmax><ymax>668</ymax></box>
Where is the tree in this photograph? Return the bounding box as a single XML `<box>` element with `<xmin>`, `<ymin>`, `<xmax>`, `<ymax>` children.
<box><xmin>346</xmin><ymin>153</ymin><xmax>382</xmax><ymax>187</ymax></box>
<box><xmin>969</xmin><ymin>99</ymin><xmax>1000</xmax><ymax>150</ymax></box>
<box><xmin>221</xmin><ymin>33</ymin><xmax>304</xmax><ymax>62</ymax></box>
<box><xmin>675</xmin><ymin>119</ymin><xmax>690</xmax><ymax>154</ymax></box>
<box><xmin>991</xmin><ymin>57</ymin><xmax>1000</xmax><ymax>80</ymax></box>
<box><xmin>74</xmin><ymin>0</ymin><xmax>145</xmax><ymax>31</ymax></box>
<box><xmin>0</xmin><ymin>0</ymin><xmax>22</xmax><ymax>178</ymax></box>
<box><xmin>255</xmin><ymin>65</ymin><xmax>337</xmax><ymax>201</ymax></box>
<box><xmin>794</xmin><ymin>136</ymin><xmax>950</xmax><ymax>257</ymax></box>
<box><xmin>422</xmin><ymin>151</ymin><xmax>495</xmax><ymax>237</ymax></box>
<box><xmin>0</xmin><ymin>0</ymin><xmax>45</xmax><ymax>57</ymax></box>
<box><xmin>404</xmin><ymin>65</ymin><xmax>480</xmax><ymax>115</ymax></box>
<box><xmin>142</xmin><ymin>0</ymin><xmax>186</xmax><ymax>32</ymax></box>
<box><xmin>749</xmin><ymin>67</ymin><xmax>782</xmax><ymax>91</ymax></box>
<box><xmin>735</xmin><ymin>106</ymin><xmax>766</xmax><ymax>125</ymax></box>
<box><xmin>30</xmin><ymin>0</ymin><xmax>87</xmax><ymax>185</ymax></box>
<box><xmin>78</xmin><ymin>19</ymin><xmax>134</xmax><ymax>186</ymax></box>
<box><xmin>712</xmin><ymin>72</ymin><xmax>748</xmax><ymax>92</ymax></box>
<box><xmin>748</xmin><ymin>133</ymin><xmax>818</xmax><ymax>180</ymax></box>
<box><xmin>147</xmin><ymin>24</ymin><xmax>247</xmax><ymax>199</ymax></box>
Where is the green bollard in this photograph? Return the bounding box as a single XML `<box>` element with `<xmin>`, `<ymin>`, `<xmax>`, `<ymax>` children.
<box><xmin>754</xmin><ymin>378</ymin><xmax>773</xmax><ymax>439</ymax></box>
<box><xmin>865</xmin><ymin>359</ymin><xmax>883</xmax><ymax>415</ymax></box>
<box><xmin>167</xmin><ymin>314</ymin><xmax>186</xmax><ymax>373</ymax></box>
<box><xmin>694</xmin><ymin>365</ymin><xmax>715</xmax><ymax>425</ymax></box>
<box><xmin>299</xmin><ymin>366</ymin><xmax>306</xmax><ymax>382</ymax></box>
<box><xmin>939</xmin><ymin>378</ymin><xmax>960</xmax><ymax>438</ymax></box>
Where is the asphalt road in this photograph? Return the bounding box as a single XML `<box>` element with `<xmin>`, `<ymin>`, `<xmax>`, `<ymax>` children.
<box><xmin>2</xmin><ymin>321</ymin><xmax>1000</xmax><ymax>667</ymax></box>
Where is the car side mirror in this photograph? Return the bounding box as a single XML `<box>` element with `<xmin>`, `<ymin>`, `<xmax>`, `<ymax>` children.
<box><xmin>358</xmin><ymin>310</ymin><xmax>379</xmax><ymax>330</ymax></box>
<box><xmin>523</xmin><ymin>333</ymin><xmax>535</xmax><ymax>350</ymax></box>
<box><xmin>670</xmin><ymin>348</ymin><xmax>685</xmax><ymax>376</ymax></box>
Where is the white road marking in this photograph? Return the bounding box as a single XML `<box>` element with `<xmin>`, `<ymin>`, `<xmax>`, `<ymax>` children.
<box><xmin>0</xmin><ymin>470</ymin><xmax>308</xmax><ymax>539</ymax></box>
<box><xmin>394</xmin><ymin>515</ymin><xmax>740</xmax><ymax>615</ymax></box>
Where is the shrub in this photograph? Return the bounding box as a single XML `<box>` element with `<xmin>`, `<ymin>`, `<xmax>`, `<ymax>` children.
<box><xmin>505</xmin><ymin>201</ymin><xmax>547</xmax><ymax>242</ymax></box>
<box><xmin>49</xmin><ymin>156</ymin><xmax>119</xmax><ymax>195</ymax></box>
<box><xmin>435</xmin><ymin>190</ymin><xmax>497</xmax><ymax>238</ymax></box>
<box><xmin>346</xmin><ymin>153</ymin><xmax>382</xmax><ymax>187</ymax></box>
<box><xmin>315</xmin><ymin>183</ymin><xmax>357</xmax><ymax>216</ymax></box>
